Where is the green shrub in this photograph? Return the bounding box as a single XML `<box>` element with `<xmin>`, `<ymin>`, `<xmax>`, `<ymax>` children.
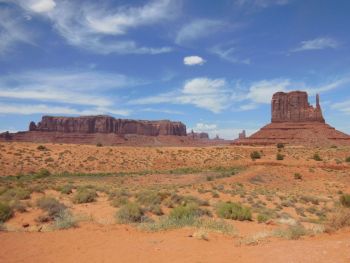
<box><xmin>110</xmin><ymin>196</ymin><xmax>129</xmax><ymax>207</ymax></box>
<box><xmin>294</xmin><ymin>173</ymin><xmax>302</xmax><ymax>180</ymax></box>
<box><xmin>35</xmin><ymin>168</ymin><xmax>51</xmax><ymax>178</ymax></box>
<box><xmin>60</xmin><ymin>184</ymin><xmax>74</xmax><ymax>195</ymax></box>
<box><xmin>73</xmin><ymin>188</ymin><xmax>97</xmax><ymax>204</ymax></box>
<box><xmin>257</xmin><ymin>213</ymin><xmax>270</xmax><ymax>223</ymax></box>
<box><xmin>169</xmin><ymin>204</ymin><xmax>202</xmax><ymax>220</ymax></box>
<box><xmin>136</xmin><ymin>190</ymin><xmax>162</xmax><ymax>206</ymax></box>
<box><xmin>1</xmin><ymin>188</ymin><xmax>31</xmax><ymax>201</ymax></box>
<box><xmin>116</xmin><ymin>202</ymin><xmax>144</xmax><ymax>223</ymax></box>
<box><xmin>96</xmin><ymin>143</ymin><xmax>103</xmax><ymax>147</ymax></box>
<box><xmin>54</xmin><ymin>210</ymin><xmax>77</xmax><ymax>229</ymax></box>
<box><xmin>345</xmin><ymin>156</ymin><xmax>350</xmax><ymax>162</ymax></box>
<box><xmin>37</xmin><ymin>197</ymin><xmax>66</xmax><ymax>218</ymax></box>
<box><xmin>276</xmin><ymin>153</ymin><xmax>284</xmax><ymax>160</ymax></box>
<box><xmin>340</xmin><ymin>194</ymin><xmax>350</xmax><ymax>208</ymax></box>
<box><xmin>277</xmin><ymin>143</ymin><xmax>284</xmax><ymax>149</ymax></box>
<box><xmin>250</xmin><ymin>151</ymin><xmax>261</xmax><ymax>160</ymax></box>
<box><xmin>206</xmin><ymin>176</ymin><xmax>214</xmax><ymax>181</ymax></box>
<box><xmin>0</xmin><ymin>202</ymin><xmax>13</xmax><ymax>222</ymax></box>
<box><xmin>216</xmin><ymin>202</ymin><xmax>252</xmax><ymax>221</ymax></box>
<box><xmin>274</xmin><ymin>224</ymin><xmax>307</xmax><ymax>240</ymax></box>
<box><xmin>313</xmin><ymin>153</ymin><xmax>322</xmax><ymax>161</ymax></box>
<box><xmin>148</xmin><ymin>204</ymin><xmax>163</xmax><ymax>216</ymax></box>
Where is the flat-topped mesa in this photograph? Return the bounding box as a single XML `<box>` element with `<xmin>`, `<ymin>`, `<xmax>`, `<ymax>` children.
<box><xmin>29</xmin><ymin>115</ymin><xmax>187</xmax><ymax>136</ymax></box>
<box><xmin>271</xmin><ymin>91</ymin><xmax>325</xmax><ymax>123</ymax></box>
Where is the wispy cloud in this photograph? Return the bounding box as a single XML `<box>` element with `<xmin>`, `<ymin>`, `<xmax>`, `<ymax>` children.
<box><xmin>331</xmin><ymin>100</ymin><xmax>350</xmax><ymax>115</ymax></box>
<box><xmin>209</xmin><ymin>43</ymin><xmax>250</xmax><ymax>64</ymax></box>
<box><xmin>9</xmin><ymin>0</ymin><xmax>178</xmax><ymax>54</ymax></box>
<box><xmin>234</xmin><ymin>0</ymin><xmax>290</xmax><ymax>9</ymax></box>
<box><xmin>129</xmin><ymin>77</ymin><xmax>233</xmax><ymax>113</ymax></box>
<box><xmin>175</xmin><ymin>19</ymin><xmax>226</xmax><ymax>45</ymax></box>
<box><xmin>292</xmin><ymin>37</ymin><xmax>339</xmax><ymax>52</ymax></box>
<box><xmin>0</xmin><ymin>8</ymin><xmax>35</xmax><ymax>55</ymax></box>
<box><xmin>183</xmin><ymin>56</ymin><xmax>206</xmax><ymax>66</ymax></box>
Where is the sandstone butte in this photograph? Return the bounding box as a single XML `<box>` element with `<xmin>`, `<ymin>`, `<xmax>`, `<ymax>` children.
<box><xmin>233</xmin><ymin>91</ymin><xmax>350</xmax><ymax>146</ymax></box>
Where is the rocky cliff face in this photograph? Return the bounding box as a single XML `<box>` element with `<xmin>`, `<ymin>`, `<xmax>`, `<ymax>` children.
<box><xmin>29</xmin><ymin>115</ymin><xmax>187</xmax><ymax>136</ymax></box>
<box><xmin>271</xmin><ymin>91</ymin><xmax>325</xmax><ymax>123</ymax></box>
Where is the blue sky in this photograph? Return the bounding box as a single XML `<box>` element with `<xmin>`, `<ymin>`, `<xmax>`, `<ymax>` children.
<box><xmin>0</xmin><ymin>0</ymin><xmax>350</xmax><ymax>139</ymax></box>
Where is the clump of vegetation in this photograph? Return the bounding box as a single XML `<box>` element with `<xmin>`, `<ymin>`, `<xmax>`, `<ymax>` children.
<box><xmin>54</xmin><ymin>210</ymin><xmax>77</xmax><ymax>229</ymax></box>
<box><xmin>37</xmin><ymin>197</ymin><xmax>66</xmax><ymax>218</ymax></box>
<box><xmin>72</xmin><ymin>188</ymin><xmax>97</xmax><ymax>204</ymax></box>
<box><xmin>60</xmin><ymin>184</ymin><xmax>74</xmax><ymax>195</ymax></box>
<box><xmin>169</xmin><ymin>204</ymin><xmax>202</xmax><ymax>220</ymax></box>
<box><xmin>340</xmin><ymin>194</ymin><xmax>350</xmax><ymax>208</ymax></box>
<box><xmin>37</xmin><ymin>145</ymin><xmax>48</xmax><ymax>151</ymax></box>
<box><xmin>96</xmin><ymin>143</ymin><xmax>103</xmax><ymax>147</ymax></box>
<box><xmin>1</xmin><ymin>187</ymin><xmax>31</xmax><ymax>201</ymax></box>
<box><xmin>326</xmin><ymin>209</ymin><xmax>350</xmax><ymax>232</ymax></box>
<box><xmin>136</xmin><ymin>190</ymin><xmax>163</xmax><ymax>206</ymax></box>
<box><xmin>274</xmin><ymin>224</ymin><xmax>308</xmax><ymax>240</ymax></box>
<box><xmin>276</xmin><ymin>153</ymin><xmax>284</xmax><ymax>160</ymax></box>
<box><xmin>277</xmin><ymin>143</ymin><xmax>284</xmax><ymax>149</ymax></box>
<box><xmin>294</xmin><ymin>173</ymin><xmax>303</xmax><ymax>180</ymax></box>
<box><xmin>250</xmin><ymin>151</ymin><xmax>261</xmax><ymax>160</ymax></box>
<box><xmin>345</xmin><ymin>156</ymin><xmax>350</xmax><ymax>162</ymax></box>
<box><xmin>116</xmin><ymin>202</ymin><xmax>144</xmax><ymax>223</ymax></box>
<box><xmin>216</xmin><ymin>202</ymin><xmax>252</xmax><ymax>221</ymax></box>
<box><xmin>257</xmin><ymin>213</ymin><xmax>271</xmax><ymax>223</ymax></box>
<box><xmin>0</xmin><ymin>202</ymin><xmax>13</xmax><ymax>223</ymax></box>
<box><xmin>313</xmin><ymin>153</ymin><xmax>322</xmax><ymax>161</ymax></box>
<box><xmin>35</xmin><ymin>168</ymin><xmax>51</xmax><ymax>178</ymax></box>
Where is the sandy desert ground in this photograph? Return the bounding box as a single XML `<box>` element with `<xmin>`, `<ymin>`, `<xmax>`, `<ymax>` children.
<box><xmin>0</xmin><ymin>142</ymin><xmax>350</xmax><ymax>263</ymax></box>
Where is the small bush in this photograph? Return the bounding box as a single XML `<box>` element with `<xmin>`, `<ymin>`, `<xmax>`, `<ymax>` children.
<box><xmin>276</xmin><ymin>153</ymin><xmax>284</xmax><ymax>160</ymax></box>
<box><xmin>257</xmin><ymin>213</ymin><xmax>270</xmax><ymax>223</ymax></box>
<box><xmin>326</xmin><ymin>209</ymin><xmax>350</xmax><ymax>232</ymax></box>
<box><xmin>73</xmin><ymin>188</ymin><xmax>97</xmax><ymax>204</ymax></box>
<box><xmin>294</xmin><ymin>173</ymin><xmax>302</xmax><ymax>180</ymax></box>
<box><xmin>206</xmin><ymin>176</ymin><xmax>214</xmax><ymax>181</ymax></box>
<box><xmin>216</xmin><ymin>202</ymin><xmax>252</xmax><ymax>221</ymax></box>
<box><xmin>274</xmin><ymin>224</ymin><xmax>307</xmax><ymax>240</ymax></box>
<box><xmin>345</xmin><ymin>156</ymin><xmax>350</xmax><ymax>163</ymax></box>
<box><xmin>169</xmin><ymin>204</ymin><xmax>202</xmax><ymax>220</ymax></box>
<box><xmin>37</xmin><ymin>145</ymin><xmax>48</xmax><ymax>151</ymax></box>
<box><xmin>1</xmin><ymin>188</ymin><xmax>31</xmax><ymax>201</ymax></box>
<box><xmin>136</xmin><ymin>190</ymin><xmax>162</xmax><ymax>206</ymax></box>
<box><xmin>96</xmin><ymin>143</ymin><xmax>103</xmax><ymax>147</ymax></box>
<box><xmin>340</xmin><ymin>194</ymin><xmax>350</xmax><ymax>208</ymax></box>
<box><xmin>250</xmin><ymin>151</ymin><xmax>261</xmax><ymax>161</ymax></box>
<box><xmin>116</xmin><ymin>202</ymin><xmax>144</xmax><ymax>223</ymax></box>
<box><xmin>35</xmin><ymin>169</ymin><xmax>51</xmax><ymax>178</ymax></box>
<box><xmin>313</xmin><ymin>153</ymin><xmax>322</xmax><ymax>161</ymax></box>
<box><xmin>0</xmin><ymin>202</ymin><xmax>13</xmax><ymax>222</ymax></box>
<box><xmin>54</xmin><ymin>210</ymin><xmax>77</xmax><ymax>229</ymax></box>
<box><xmin>110</xmin><ymin>196</ymin><xmax>129</xmax><ymax>207</ymax></box>
<box><xmin>277</xmin><ymin>143</ymin><xmax>284</xmax><ymax>149</ymax></box>
<box><xmin>60</xmin><ymin>184</ymin><xmax>74</xmax><ymax>195</ymax></box>
<box><xmin>148</xmin><ymin>204</ymin><xmax>163</xmax><ymax>216</ymax></box>
<box><xmin>37</xmin><ymin>197</ymin><xmax>66</xmax><ymax>218</ymax></box>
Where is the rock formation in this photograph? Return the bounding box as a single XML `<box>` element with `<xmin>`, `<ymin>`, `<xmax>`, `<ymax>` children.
<box><xmin>233</xmin><ymin>91</ymin><xmax>350</xmax><ymax>145</ymax></box>
<box><xmin>28</xmin><ymin>115</ymin><xmax>186</xmax><ymax>136</ymax></box>
<box><xmin>238</xmin><ymin>130</ymin><xmax>246</xmax><ymax>139</ymax></box>
<box><xmin>271</xmin><ymin>91</ymin><xmax>324</xmax><ymax>123</ymax></box>
<box><xmin>187</xmin><ymin>130</ymin><xmax>209</xmax><ymax>139</ymax></box>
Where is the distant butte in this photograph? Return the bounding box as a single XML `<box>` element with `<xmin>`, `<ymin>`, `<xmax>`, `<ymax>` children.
<box><xmin>234</xmin><ymin>91</ymin><xmax>350</xmax><ymax>145</ymax></box>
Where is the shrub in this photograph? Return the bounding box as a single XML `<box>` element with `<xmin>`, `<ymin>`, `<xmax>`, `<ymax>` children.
<box><xmin>169</xmin><ymin>204</ymin><xmax>202</xmax><ymax>220</ymax></box>
<box><xmin>37</xmin><ymin>197</ymin><xmax>66</xmax><ymax>218</ymax></box>
<box><xmin>37</xmin><ymin>145</ymin><xmax>48</xmax><ymax>151</ymax></box>
<box><xmin>326</xmin><ymin>209</ymin><xmax>350</xmax><ymax>232</ymax></box>
<box><xmin>277</xmin><ymin>143</ymin><xmax>284</xmax><ymax>149</ymax></box>
<box><xmin>0</xmin><ymin>202</ymin><xmax>13</xmax><ymax>222</ymax></box>
<box><xmin>276</xmin><ymin>153</ymin><xmax>284</xmax><ymax>160</ymax></box>
<box><xmin>136</xmin><ymin>190</ymin><xmax>162</xmax><ymax>206</ymax></box>
<box><xmin>96</xmin><ymin>143</ymin><xmax>103</xmax><ymax>147</ymax></box>
<box><xmin>313</xmin><ymin>153</ymin><xmax>322</xmax><ymax>161</ymax></box>
<box><xmin>274</xmin><ymin>224</ymin><xmax>307</xmax><ymax>240</ymax></box>
<box><xmin>294</xmin><ymin>173</ymin><xmax>302</xmax><ymax>180</ymax></box>
<box><xmin>110</xmin><ymin>196</ymin><xmax>129</xmax><ymax>207</ymax></box>
<box><xmin>116</xmin><ymin>202</ymin><xmax>144</xmax><ymax>223</ymax></box>
<box><xmin>1</xmin><ymin>188</ymin><xmax>31</xmax><ymax>201</ymax></box>
<box><xmin>54</xmin><ymin>210</ymin><xmax>77</xmax><ymax>229</ymax></box>
<box><xmin>60</xmin><ymin>184</ymin><xmax>74</xmax><ymax>195</ymax></box>
<box><xmin>216</xmin><ymin>202</ymin><xmax>252</xmax><ymax>221</ymax></box>
<box><xmin>35</xmin><ymin>168</ymin><xmax>51</xmax><ymax>178</ymax></box>
<box><xmin>250</xmin><ymin>151</ymin><xmax>261</xmax><ymax>160</ymax></box>
<box><xmin>148</xmin><ymin>204</ymin><xmax>163</xmax><ymax>216</ymax></box>
<box><xmin>257</xmin><ymin>213</ymin><xmax>270</xmax><ymax>223</ymax></box>
<box><xmin>72</xmin><ymin>188</ymin><xmax>97</xmax><ymax>204</ymax></box>
<box><xmin>206</xmin><ymin>176</ymin><xmax>214</xmax><ymax>181</ymax></box>
<box><xmin>345</xmin><ymin>156</ymin><xmax>350</xmax><ymax>163</ymax></box>
<box><xmin>340</xmin><ymin>194</ymin><xmax>350</xmax><ymax>208</ymax></box>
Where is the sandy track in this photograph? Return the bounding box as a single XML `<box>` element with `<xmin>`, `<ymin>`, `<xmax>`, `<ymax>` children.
<box><xmin>1</xmin><ymin>224</ymin><xmax>350</xmax><ymax>263</ymax></box>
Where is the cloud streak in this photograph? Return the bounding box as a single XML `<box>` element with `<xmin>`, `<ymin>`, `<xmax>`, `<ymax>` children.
<box><xmin>292</xmin><ymin>37</ymin><xmax>339</xmax><ymax>52</ymax></box>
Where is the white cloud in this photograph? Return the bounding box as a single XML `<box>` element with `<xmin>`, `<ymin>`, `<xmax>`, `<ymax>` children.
<box><xmin>9</xmin><ymin>0</ymin><xmax>177</xmax><ymax>54</ymax></box>
<box><xmin>183</xmin><ymin>56</ymin><xmax>206</xmax><ymax>66</ymax></box>
<box><xmin>129</xmin><ymin>77</ymin><xmax>233</xmax><ymax>113</ymax></box>
<box><xmin>175</xmin><ymin>19</ymin><xmax>225</xmax><ymax>45</ymax></box>
<box><xmin>331</xmin><ymin>100</ymin><xmax>350</xmax><ymax>115</ymax></box>
<box><xmin>0</xmin><ymin>9</ymin><xmax>35</xmax><ymax>55</ymax></box>
<box><xmin>16</xmin><ymin>0</ymin><xmax>56</xmax><ymax>13</ymax></box>
<box><xmin>0</xmin><ymin>69</ymin><xmax>136</xmax><ymax>107</ymax></box>
<box><xmin>0</xmin><ymin>103</ymin><xmax>130</xmax><ymax>116</ymax></box>
<box><xmin>209</xmin><ymin>43</ymin><xmax>250</xmax><ymax>64</ymax></box>
<box><xmin>234</xmin><ymin>0</ymin><xmax>289</xmax><ymax>8</ymax></box>
<box><xmin>246</xmin><ymin>79</ymin><xmax>290</xmax><ymax>103</ymax></box>
<box><xmin>292</xmin><ymin>37</ymin><xmax>339</xmax><ymax>52</ymax></box>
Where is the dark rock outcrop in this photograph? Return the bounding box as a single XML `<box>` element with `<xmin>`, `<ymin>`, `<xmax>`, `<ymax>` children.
<box><xmin>187</xmin><ymin>130</ymin><xmax>209</xmax><ymax>139</ymax></box>
<box><xmin>28</xmin><ymin>115</ymin><xmax>186</xmax><ymax>136</ymax></box>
